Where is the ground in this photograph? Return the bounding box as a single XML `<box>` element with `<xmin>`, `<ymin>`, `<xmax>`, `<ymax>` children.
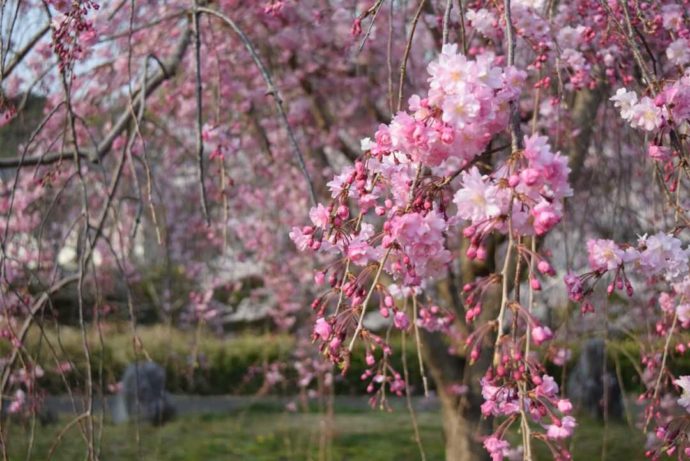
<box><xmin>6</xmin><ymin>399</ymin><xmax>648</xmax><ymax>460</ymax></box>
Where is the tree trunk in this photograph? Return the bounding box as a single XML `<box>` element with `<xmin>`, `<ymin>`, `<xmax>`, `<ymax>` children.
<box><xmin>440</xmin><ymin>392</ymin><xmax>491</xmax><ymax>461</ymax></box>
<box><xmin>421</xmin><ymin>237</ymin><xmax>501</xmax><ymax>461</ymax></box>
<box><xmin>422</xmin><ymin>330</ymin><xmax>492</xmax><ymax>461</ymax></box>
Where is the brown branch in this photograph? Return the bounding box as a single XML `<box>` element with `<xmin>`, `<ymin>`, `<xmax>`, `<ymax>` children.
<box><xmin>1</xmin><ymin>24</ymin><xmax>50</xmax><ymax>80</ymax></box>
<box><xmin>397</xmin><ymin>0</ymin><xmax>427</xmax><ymax>112</ymax></box>
<box><xmin>192</xmin><ymin>1</ymin><xmax>210</xmax><ymax>224</ymax></box>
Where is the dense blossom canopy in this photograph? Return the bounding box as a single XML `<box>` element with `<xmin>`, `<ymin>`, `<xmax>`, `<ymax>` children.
<box><xmin>3</xmin><ymin>0</ymin><xmax>690</xmax><ymax>459</ymax></box>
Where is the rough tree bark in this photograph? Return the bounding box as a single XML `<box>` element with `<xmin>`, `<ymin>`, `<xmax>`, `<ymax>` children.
<box><xmin>423</xmin><ymin>331</ymin><xmax>492</xmax><ymax>461</ymax></box>
<box><xmin>421</xmin><ymin>238</ymin><xmax>500</xmax><ymax>461</ymax></box>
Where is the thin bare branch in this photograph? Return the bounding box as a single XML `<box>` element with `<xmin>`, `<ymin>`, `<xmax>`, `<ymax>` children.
<box><xmin>0</xmin><ymin>25</ymin><xmax>191</xmax><ymax>169</ymax></box>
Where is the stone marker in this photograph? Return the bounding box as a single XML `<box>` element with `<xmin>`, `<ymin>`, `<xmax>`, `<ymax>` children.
<box><xmin>112</xmin><ymin>361</ymin><xmax>175</xmax><ymax>425</ymax></box>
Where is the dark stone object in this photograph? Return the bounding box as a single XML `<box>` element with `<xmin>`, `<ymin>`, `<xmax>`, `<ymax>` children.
<box><xmin>566</xmin><ymin>338</ymin><xmax>623</xmax><ymax>420</ymax></box>
<box><xmin>112</xmin><ymin>361</ymin><xmax>175</xmax><ymax>425</ymax></box>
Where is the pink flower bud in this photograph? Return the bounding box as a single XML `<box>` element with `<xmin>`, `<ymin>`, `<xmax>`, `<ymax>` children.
<box><xmin>530</xmin><ymin>278</ymin><xmax>542</xmax><ymax>291</ymax></box>
<box><xmin>366</xmin><ymin>352</ymin><xmax>375</xmax><ymax>367</ymax></box>
<box><xmin>466</xmin><ymin>245</ymin><xmax>478</xmax><ymax>259</ymax></box>
<box><xmin>314</xmin><ymin>317</ymin><xmax>332</xmax><ymax>341</ymax></box>
<box><xmin>329</xmin><ymin>336</ymin><xmax>341</xmax><ymax>352</ymax></box>
<box><xmin>537</xmin><ymin>260</ymin><xmax>552</xmax><ymax>275</ymax></box>
<box><xmin>337</xmin><ymin>205</ymin><xmax>349</xmax><ymax>219</ymax></box>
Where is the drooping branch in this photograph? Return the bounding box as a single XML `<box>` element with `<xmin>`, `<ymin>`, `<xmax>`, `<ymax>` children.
<box><xmin>503</xmin><ymin>0</ymin><xmax>524</xmax><ymax>152</ymax></box>
<box><xmin>0</xmin><ymin>274</ymin><xmax>79</xmax><ymax>406</ymax></box>
<box><xmin>397</xmin><ymin>0</ymin><xmax>427</xmax><ymax>112</ymax></box>
<box><xmin>192</xmin><ymin>0</ymin><xmax>210</xmax><ymax>224</ymax></box>
<box><xmin>197</xmin><ymin>6</ymin><xmax>317</xmax><ymax>207</ymax></box>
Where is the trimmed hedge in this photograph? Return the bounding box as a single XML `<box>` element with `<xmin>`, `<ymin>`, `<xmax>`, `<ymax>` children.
<box><xmin>8</xmin><ymin>325</ymin><xmax>424</xmax><ymax>395</ymax></box>
<box><xmin>9</xmin><ymin>325</ymin><xmax>690</xmax><ymax>396</ymax></box>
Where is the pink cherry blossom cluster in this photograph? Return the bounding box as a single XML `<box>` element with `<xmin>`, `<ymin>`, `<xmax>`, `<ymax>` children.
<box><xmin>291</xmin><ymin>45</ymin><xmax>528</xmax><ymax>292</ymax></box>
<box><xmin>292</xmin><ymin>32</ymin><xmax>576</xmax><ymax>455</ymax></box>
<box><xmin>292</xmin><ymin>47</ymin><xmax>529</xmax><ymax>370</ymax></box>
<box><xmin>568</xmin><ymin>232</ymin><xmax>690</xmax><ymax>306</ymax></box>
<box><xmin>5</xmin><ymin>364</ymin><xmax>45</xmax><ymax>418</ymax></box>
<box><xmin>567</xmin><ymin>230</ymin><xmax>690</xmax><ymax>456</ymax></box>
<box><xmin>611</xmin><ymin>75</ymin><xmax>690</xmax><ymax>173</ymax></box>
<box><xmin>480</xmin><ymin>363</ymin><xmax>576</xmax><ymax>459</ymax></box>
<box><xmin>455</xmin><ymin>134</ymin><xmax>572</xmax><ymax>258</ymax></box>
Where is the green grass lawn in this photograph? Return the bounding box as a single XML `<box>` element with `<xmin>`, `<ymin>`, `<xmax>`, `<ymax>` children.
<box><xmin>6</xmin><ymin>406</ymin><xmax>648</xmax><ymax>460</ymax></box>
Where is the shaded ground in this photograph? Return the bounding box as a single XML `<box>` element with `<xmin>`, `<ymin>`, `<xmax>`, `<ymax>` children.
<box><xmin>6</xmin><ymin>397</ymin><xmax>648</xmax><ymax>460</ymax></box>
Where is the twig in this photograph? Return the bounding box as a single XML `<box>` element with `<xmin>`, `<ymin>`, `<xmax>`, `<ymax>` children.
<box><xmin>401</xmin><ymin>327</ymin><xmax>427</xmax><ymax>461</ymax></box>
<box><xmin>442</xmin><ymin>0</ymin><xmax>453</xmax><ymax>44</ymax></box>
<box><xmin>1</xmin><ymin>24</ymin><xmax>50</xmax><ymax>80</ymax></box>
<box><xmin>386</xmin><ymin>0</ymin><xmax>395</xmax><ymax>116</ymax></box>
<box><xmin>457</xmin><ymin>0</ymin><xmax>467</xmax><ymax>54</ymax></box>
<box><xmin>645</xmin><ymin>310</ymin><xmax>678</xmax><ymax>431</ymax></box>
<box><xmin>397</xmin><ymin>0</ymin><xmax>427</xmax><ymax>112</ymax></box>
<box><xmin>46</xmin><ymin>413</ymin><xmax>89</xmax><ymax>461</ymax></box>
<box><xmin>357</xmin><ymin>0</ymin><xmax>385</xmax><ymax>55</ymax></box>
<box><xmin>503</xmin><ymin>0</ymin><xmax>524</xmax><ymax>152</ymax></box>
<box><xmin>412</xmin><ymin>295</ymin><xmax>429</xmax><ymax>396</ymax></box>
<box><xmin>348</xmin><ymin>248</ymin><xmax>392</xmax><ymax>351</ymax></box>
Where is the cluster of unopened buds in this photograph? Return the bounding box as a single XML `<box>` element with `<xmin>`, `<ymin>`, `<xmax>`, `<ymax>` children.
<box><xmin>50</xmin><ymin>0</ymin><xmax>99</xmax><ymax>72</ymax></box>
<box><xmin>611</xmin><ymin>75</ymin><xmax>690</xmax><ymax>187</ymax></box>
<box><xmin>644</xmin><ymin>375</ymin><xmax>690</xmax><ymax>459</ymax></box>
